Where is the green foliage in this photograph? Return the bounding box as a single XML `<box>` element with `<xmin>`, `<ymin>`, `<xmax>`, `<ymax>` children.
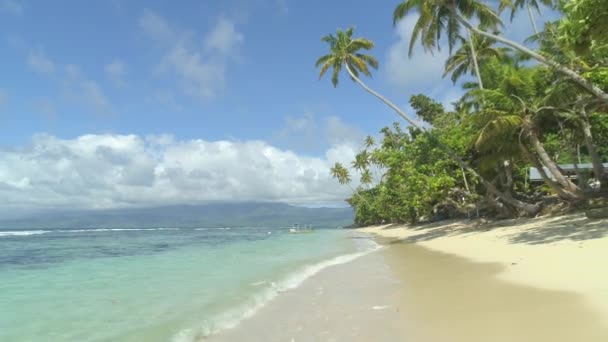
<box><xmin>316</xmin><ymin>27</ymin><xmax>378</xmax><ymax>87</ymax></box>
<box><xmin>557</xmin><ymin>0</ymin><xmax>608</xmax><ymax>56</ymax></box>
<box><xmin>499</xmin><ymin>0</ymin><xmax>555</xmax><ymax>21</ymax></box>
<box><xmin>322</xmin><ymin>0</ymin><xmax>608</xmax><ymax>225</ymax></box>
<box><xmin>409</xmin><ymin>94</ymin><xmax>445</xmax><ymax>124</ymax></box>
<box><xmin>443</xmin><ymin>34</ymin><xmax>510</xmax><ymax>83</ymax></box>
<box><xmin>393</xmin><ymin>0</ymin><xmax>502</xmax><ymax>55</ymax></box>
<box><xmin>342</xmin><ymin>99</ymin><xmax>477</xmax><ymax>225</ymax></box>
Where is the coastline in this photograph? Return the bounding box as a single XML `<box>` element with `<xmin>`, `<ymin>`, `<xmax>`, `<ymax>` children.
<box><xmin>210</xmin><ymin>213</ymin><xmax>608</xmax><ymax>341</ymax></box>
<box><xmin>359</xmin><ymin>212</ymin><xmax>608</xmax><ymax>323</ymax></box>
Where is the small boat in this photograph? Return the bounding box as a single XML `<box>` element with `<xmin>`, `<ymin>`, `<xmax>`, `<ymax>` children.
<box><xmin>289</xmin><ymin>224</ymin><xmax>314</xmax><ymax>234</ymax></box>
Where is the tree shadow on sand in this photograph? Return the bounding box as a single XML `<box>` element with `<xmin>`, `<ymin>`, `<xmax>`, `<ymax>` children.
<box><xmin>507</xmin><ymin>214</ymin><xmax>608</xmax><ymax>245</ymax></box>
<box><xmin>387</xmin><ymin>214</ymin><xmax>608</xmax><ymax>246</ymax></box>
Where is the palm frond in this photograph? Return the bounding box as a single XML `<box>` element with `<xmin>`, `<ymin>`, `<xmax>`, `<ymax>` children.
<box><xmin>474</xmin><ymin>114</ymin><xmax>523</xmax><ymax>150</ymax></box>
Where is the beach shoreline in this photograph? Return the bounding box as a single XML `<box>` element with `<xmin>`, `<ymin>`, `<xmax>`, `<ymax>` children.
<box><xmin>211</xmin><ymin>213</ymin><xmax>608</xmax><ymax>341</ymax></box>
<box><xmin>359</xmin><ymin>212</ymin><xmax>608</xmax><ymax>323</ymax></box>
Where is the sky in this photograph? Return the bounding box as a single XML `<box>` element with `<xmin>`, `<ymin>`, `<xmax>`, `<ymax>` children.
<box><xmin>0</xmin><ymin>0</ymin><xmax>558</xmax><ymax>216</ymax></box>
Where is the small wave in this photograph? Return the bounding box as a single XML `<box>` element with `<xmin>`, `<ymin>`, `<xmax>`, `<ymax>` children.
<box><xmin>58</xmin><ymin>228</ymin><xmax>180</xmax><ymax>233</ymax></box>
<box><xmin>0</xmin><ymin>230</ymin><xmax>51</xmax><ymax>237</ymax></box>
<box><xmin>194</xmin><ymin>228</ymin><xmax>234</xmax><ymax>231</ymax></box>
<box><xmin>0</xmin><ymin>228</ymin><xmax>181</xmax><ymax>237</ymax></box>
<box><xmin>172</xmin><ymin>240</ymin><xmax>382</xmax><ymax>341</ymax></box>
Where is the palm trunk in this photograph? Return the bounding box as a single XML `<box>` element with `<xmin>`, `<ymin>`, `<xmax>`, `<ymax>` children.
<box><xmin>526</xmin><ymin>4</ymin><xmax>539</xmax><ymax>35</ymax></box>
<box><xmin>504</xmin><ymin>160</ymin><xmax>514</xmax><ymax>195</ymax></box>
<box><xmin>453</xmin><ymin>11</ymin><xmax>608</xmax><ymax>104</ymax></box>
<box><xmin>570</xmin><ymin>147</ymin><xmax>589</xmax><ymax>191</ymax></box>
<box><xmin>528</xmin><ymin>129</ymin><xmax>583</xmax><ymax>196</ymax></box>
<box><xmin>521</xmin><ymin>144</ymin><xmax>578</xmax><ymax>199</ymax></box>
<box><xmin>344</xmin><ymin>63</ymin><xmax>539</xmax><ymax>215</ymax></box>
<box><xmin>461</xmin><ymin>167</ymin><xmax>470</xmax><ymax>192</ymax></box>
<box><xmin>466</xmin><ymin>29</ymin><xmax>484</xmax><ymax>90</ymax></box>
<box><xmin>580</xmin><ymin>109</ymin><xmax>606</xmax><ymax>189</ymax></box>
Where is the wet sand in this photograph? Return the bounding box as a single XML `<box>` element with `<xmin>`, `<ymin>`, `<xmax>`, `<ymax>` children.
<box><xmin>208</xmin><ymin>244</ymin><xmax>409</xmax><ymax>341</ymax></box>
<box><xmin>210</xmin><ymin>232</ymin><xmax>608</xmax><ymax>341</ymax></box>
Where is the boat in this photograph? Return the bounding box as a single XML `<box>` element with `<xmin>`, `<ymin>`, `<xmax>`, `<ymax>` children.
<box><xmin>289</xmin><ymin>224</ymin><xmax>314</xmax><ymax>234</ymax></box>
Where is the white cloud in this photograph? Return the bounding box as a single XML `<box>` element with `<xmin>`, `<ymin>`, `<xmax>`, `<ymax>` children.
<box><xmin>64</xmin><ymin>64</ymin><xmax>114</xmax><ymax>116</ymax></box>
<box><xmin>27</xmin><ymin>49</ymin><xmax>55</xmax><ymax>74</ymax></box>
<box><xmin>204</xmin><ymin>17</ymin><xmax>244</xmax><ymax>56</ymax></box>
<box><xmin>0</xmin><ymin>133</ymin><xmax>359</xmax><ymax>211</ymax></box>
<box><xmin>104</xmin><ymin>59</ymin><xmax>126</xmax><ymax>87</ymax></box>
<box><xmin>139</xmin><ymin>9</ymin><xmax>243</xmax><ymax>100</ymax></box>
<box><xmin>0</xmin><ymin>0</ymin><xmax>22</xmax><ymax>15</ymax></box>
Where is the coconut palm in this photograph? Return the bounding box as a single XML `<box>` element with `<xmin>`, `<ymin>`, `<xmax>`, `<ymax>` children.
<box><xmin>393</xmin><ymin>0</ymin><xmax>500</xmax><ymax>90</ymax></box>
<box><xmin>393</xmin><ymin>0</ymin><xmax>608</xmax><ymax>104</ymax></box>
<box><xmin>499</xmin><ymin>0</ymin><xmax>554</xmax><ymax>34</ymax></box>
<box><xmin>316</xmin><ymin>27</ymin><xmax>539</xmax><ymax>215</ymax></box>
<box><xmin>330</xmin><ymin>162</ymin><xmax>351</xmax><ymax>185</ymax></box>
<box><xmin>360</xmin><ymin>169</ymin><xmax>373</xmax><ymax>187</ymax></box>
<box><xmin>443</xmin><ymin>34</ymin><xmax>509</xmax><ymax>87</ymax></box>
<box><xmin>465</xmin><ymin>63</ymin><xmax>585</xmax><ymax>199</ymax></box>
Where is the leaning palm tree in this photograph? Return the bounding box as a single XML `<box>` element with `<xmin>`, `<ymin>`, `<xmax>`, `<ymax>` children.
<box><xmin>443</xmin><ymin>34</ymin><xmax>509</xmax><ymax>87</ymax></box>
<box><xmin>393</xmin><ymin>0</ymin><xmax>608</xmax><ymax>104</ymax></box>
<box><xmin>330</xmin><ymin>162</ymin><xmax>372</xmax><ymax>206</ymax></box>
<box><xmin>499</xmin><ymin>0</ymin><xmax>554</xmax><ymax>34</ymax></box>
<box><xmin>316</xmin><ymin>27</ymin><xmax>539</xmax><ymax>215</ymax></box>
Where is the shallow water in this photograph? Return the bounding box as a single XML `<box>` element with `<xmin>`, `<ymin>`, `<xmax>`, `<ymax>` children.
<box><xmin>0</xmin><ymin>227</ymin><xmax>374</xmax><ymax>341</ymax></box>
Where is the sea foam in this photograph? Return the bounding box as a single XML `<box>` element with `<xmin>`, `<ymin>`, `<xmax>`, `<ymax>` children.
<box><xmin>0</xmin><ymin>230</ymin><xmax>51</xmax><ymax>237</ymax></box>
<box><xmin>172</xmin><ymin>238</ymin><xmax>382</xmax><ymax>342</ymax></box>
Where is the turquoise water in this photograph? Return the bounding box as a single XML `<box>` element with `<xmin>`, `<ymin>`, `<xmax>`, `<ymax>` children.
<box><xmin>0</xmin><ymin>227</ymin><xmax>375</xmax><ymax>341</ymax></box>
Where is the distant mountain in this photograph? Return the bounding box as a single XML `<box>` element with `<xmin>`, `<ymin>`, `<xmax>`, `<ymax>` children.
<box><xmin>0</xmin><ymin>202</ymin><xmax>354</xmax><ymax>229</ymax></box>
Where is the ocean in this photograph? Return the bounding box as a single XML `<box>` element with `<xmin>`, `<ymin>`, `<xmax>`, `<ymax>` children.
<box><xmin>0</xmin><ymin>226</ymin><xmax>378</xmax><ymax>341</ymax></box>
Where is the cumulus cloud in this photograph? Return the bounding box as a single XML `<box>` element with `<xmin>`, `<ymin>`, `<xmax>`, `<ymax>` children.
<box><xmin>104</xmin><ymin>59</ymin><xmax>126</xmax><ymax>87</ymax></box>
<box><xmin>0</xmin><ymin>134</ymin><xmax>359</xmax><ymax>212</ymax></box>
<box><xmin>27</xmin><ymin>49</ymin><xmax>55</xmax><ymax>74</ymax></box>
<box><xmin>139</xmin><ymin>9</ymin><xmax>243</xmax><ymax>100</ymax></box>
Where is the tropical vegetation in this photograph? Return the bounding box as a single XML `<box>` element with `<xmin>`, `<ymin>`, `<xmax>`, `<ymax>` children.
<box><xmin>317</xmin><ymin>0</ymin><xmax>608</xmax><ymax>226</ymax></box>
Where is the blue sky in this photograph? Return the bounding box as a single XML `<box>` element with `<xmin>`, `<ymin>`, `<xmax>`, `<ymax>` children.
<box><xmin>0</xmin><ymin>0</ymin><xmax>404</xmax><ymax>150</ymax></box>
<box><xmin>0</xmin><ymin>0</ymin><xmax>558</xmax><ymax>214</ymax></box>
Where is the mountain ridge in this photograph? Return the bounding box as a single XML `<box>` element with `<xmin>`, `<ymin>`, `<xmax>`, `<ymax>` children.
<box><xmin>0</xmin><ymin>202</ymin><xmax>354</xmax><ymax>229</ymax></box>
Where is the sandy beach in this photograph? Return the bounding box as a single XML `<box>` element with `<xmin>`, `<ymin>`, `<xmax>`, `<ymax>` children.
<box><xmin>360</xmin><ymin>212</ymin><xmax>608</xmax><ymax>323</ymax></box>
<box><xmin>211</xmin><ymin>213</ymin><xmax>608</xmax><ymax>341</ymax></box>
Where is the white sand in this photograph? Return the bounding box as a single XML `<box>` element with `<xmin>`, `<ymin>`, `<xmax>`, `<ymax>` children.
<box><xmin>359</xmin><ymin>212</ymin><xmax>608</xmax><ymax>323</ymax></box>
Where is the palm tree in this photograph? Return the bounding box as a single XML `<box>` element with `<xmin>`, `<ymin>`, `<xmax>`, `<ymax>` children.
<box><xmin>330</xmin><ymin>162</ymin><xmax>372</xmax><ymax>206</ymax></box>
<box><xmin>316</xmin><ymin>27</ymin><xmax>539</xmax><ymax>215</ymax></box>
<box><xmin>443</xmin><ymin>34</ymin><xmax>509</xmax><ymax>87</ymax></box>
<box><xmin>330</xmin><ymin>162</ymin><xmax>351</xmax><ymax>185</ymax></box>
<box><xmin>465</xmin><ymin>63</ymin><xmax>585</xmax><ymax>199</ymax></box>
<box><xmin>393</xmin><ymin>0</ymin><xmax>608</xmax><ymax>104</ymax></box>
<box><xmin>499</xmin><ymin>0</ymin><xmax>554</xmax><ymax>34</ymax></box>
